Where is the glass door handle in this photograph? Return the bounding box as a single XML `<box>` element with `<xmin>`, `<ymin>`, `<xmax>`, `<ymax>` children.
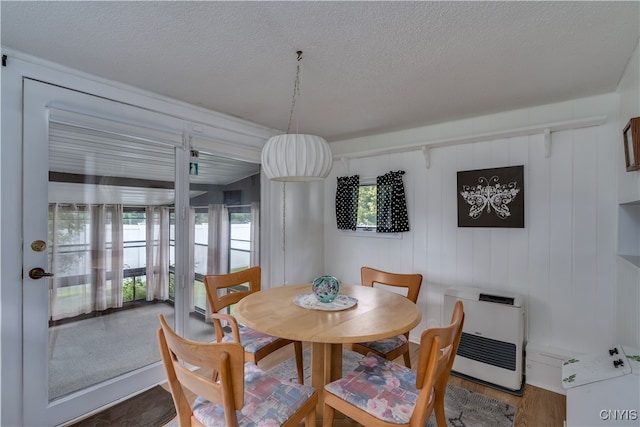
<box><xmin>28</xmin><ymin>267</ymin><xmax>54</xmax><ymax>280</ymax></box>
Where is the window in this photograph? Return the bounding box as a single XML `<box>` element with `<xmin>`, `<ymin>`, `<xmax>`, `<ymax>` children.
<box><xmin>228</xmin><ymin>206</ymin><xmax>252</xmax><ymax>273</ymax></box>
<box><xmin>122</xmin><ymin>208</ymin><xmax>148</xmax><ymax>303</ymax></box>
<box><xmin>356</xmin><ymin>184</ymin><xmax>377</xmax><ymax>231</ymax></box>
<box><xmin>191</xmin><ymin>209</ymin><xmax>209</xmax><ymax>313</ymax></box>
<box><xmin>48</xmin><ymin>200</ymin><xmax>258</xmax><ymax>322</ymax></box>
<box><xmin>336</xmin><ymin>170</ymin><xmax>409</xmax><ymax>236</ymax></box>
<box><xmin>189</xmin><ymin>203</ymin><xmax>257</xmax><ymax>317</ymax></box>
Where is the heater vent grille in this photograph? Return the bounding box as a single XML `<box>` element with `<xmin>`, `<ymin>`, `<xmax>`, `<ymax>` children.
<box><xmin>457</xmin><ymin>333</ymin><xmax>517</xmax><ymax>371</ymax></box>
<box><xmin>478</xmin><ymin>293</ymin><xmax>514</xmax><ymax>305</ymax></box>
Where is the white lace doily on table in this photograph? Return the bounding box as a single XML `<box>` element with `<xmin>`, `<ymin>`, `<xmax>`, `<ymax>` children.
<box><xmin>293</xmin><ymin>293</ymin><xmax>358</xmax><ymax>311</ymax></box>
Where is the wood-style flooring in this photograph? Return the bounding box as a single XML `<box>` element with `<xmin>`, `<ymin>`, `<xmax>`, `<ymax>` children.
<box><xmin>161</xmin><ymin>342</ymin><xmax>566</xmax><ymax>426</ymax></box>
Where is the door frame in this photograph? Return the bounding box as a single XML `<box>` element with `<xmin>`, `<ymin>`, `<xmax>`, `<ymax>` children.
<box><xmin>21</xmin><ymin>78</ymin><xmax>189</xmax><ymax>426</ymax></box>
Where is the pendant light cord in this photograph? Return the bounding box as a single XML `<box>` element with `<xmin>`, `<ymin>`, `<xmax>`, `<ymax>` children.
<box><xmin>286</xmin><ymin>51</ymin><xmax>303</xmax><ymax>134</ymax></box>
<box><xmin>282</xmin><ymin>182</ymin><xmax>286</xmax><ymax>285</ymax></box>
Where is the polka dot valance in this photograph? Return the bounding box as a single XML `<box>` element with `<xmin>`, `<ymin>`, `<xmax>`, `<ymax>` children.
<box><xmin>335</xmin><ymin>175</ymin><xmax>359</xmax><ymax>230</ymax></box>
<box><xmin>377</xmin><ymin>170</ymin><xmax>409</xmax><ymax>233</ymax></box>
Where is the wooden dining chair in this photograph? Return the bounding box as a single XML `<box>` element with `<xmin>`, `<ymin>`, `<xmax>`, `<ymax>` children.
<box><xmin>323</xmin><ymin>300</ymin><xmax>465</xmax><ymax>427</ymax></box>
<box><xmin>157</xmin><ymin>313</ymin><xmax>318</xmax><ymax>427</ymax></box>
<box><xmin>203</xmin><ymin>266</ymin><xmax>305</xmax><ymax>384</ymax></box>
<box><xmin>347</xmin><ymin>266</ymin><xmax>423</xmax><ymax>368</ymax></box>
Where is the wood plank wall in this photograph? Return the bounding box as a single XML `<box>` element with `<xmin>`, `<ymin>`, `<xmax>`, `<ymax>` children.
<box><xmin>323</xmin><ymin>113</ymin><xmax>620</xmax><ymax>357</ymax></box>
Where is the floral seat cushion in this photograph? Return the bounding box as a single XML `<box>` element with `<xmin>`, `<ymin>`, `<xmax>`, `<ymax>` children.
<box><xmin>221</xmin><ymin>325</ymin><xmax>282</xmax><ymax>354</ymax></box>
<box><xmin>357</xmin><ymin>334</ymin><xmax>407</xmax><ymax>355</ymax></box>
<box><xmin>193</xmin><ymin>362</ymin><xmax>316</xmax><ymax>427</ymax></box>
<box><xmin>325</xmin><ymin>352</ymin><xmax>431</xmax><ymax>424</ymax></box>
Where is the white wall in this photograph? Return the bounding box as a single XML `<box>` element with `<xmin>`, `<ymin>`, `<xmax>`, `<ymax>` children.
<box><xmin>324</xmin><ymin>93</ymin><xmax>621</xmax><ymax>360</ymax></box>
<box><xmin>261</xmin><ymin>177</ymin><xmax>326</xmax><ymax>289</ymax></box>
<box><xmin>616</xmin><ymin>39</ymin><xmax>640</xmax><ymax>348</ymax></box>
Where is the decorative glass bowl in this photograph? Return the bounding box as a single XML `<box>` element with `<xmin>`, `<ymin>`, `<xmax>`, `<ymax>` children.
<box><xmin>311</xmin><ymin>275</ymin><xmax>340</xmax><ymax>303</ymax></box>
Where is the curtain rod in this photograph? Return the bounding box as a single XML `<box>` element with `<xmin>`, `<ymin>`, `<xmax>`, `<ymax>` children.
<box><xmin>334</xmin><ymin>115</ymin><xmax>607</xmax><ymax>170</ymax></box>
<box><xmin>191</xmin><ymin>204</ymin><xmax>254</xmax><ymax>209</ymax></box>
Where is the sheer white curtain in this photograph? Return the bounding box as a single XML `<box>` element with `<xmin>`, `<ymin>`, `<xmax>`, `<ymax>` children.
<box><xmin>188</xmin><ymin>207</ymin><xmax>196</xmax><ymax>313</ymax></box>
<box><xmin>250</xmin><ymin>202</ymin><xmax>260</xmax><ymax>266</ymax></box>
<box><xmin>204</xmin><ymin>204</ymin><xmax>229</xmax><ymax>320</ymax></box>
<box><xmin>90</xmin><ymin>205</ymin><xmax>107</xmax><ymax>310</ymax></box>
<box><xmin>50</xmin><ymin>203</ymin><xmax>88</xmax><ymax>320</ymax></box>
<box><xmin>110</xmin><ymin>205</ymin><xmax>124</xmax><ymax>308</ymax></box>
<box><xmin>91</xmin><ymin>204</ymin><xmax>124</xmax><ymax>310</ymax></box>
<box><xmin>49</xmin><ymin>203</ymin><xmax>123</xmax><ymax>320</ymax></box>
<box><xmin>146</xmin><ymin>206</ymin><xmax>170</xmax><ymax>301</ymax></box>
<box><xmin>207</xmin><ymin>204</ymin><xmax>229</xmax><ymax>275</ymax></box>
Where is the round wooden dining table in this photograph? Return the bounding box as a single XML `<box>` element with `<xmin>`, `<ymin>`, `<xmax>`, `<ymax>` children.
<box><xmin>233</xmin><ymin>283</ymin><xmax>422</xmax><ymax>416</ymax></box>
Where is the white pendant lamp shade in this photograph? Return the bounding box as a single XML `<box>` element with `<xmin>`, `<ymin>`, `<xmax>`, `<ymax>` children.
<box><xmin>261</xmin><ymin>133</ymin><xmax>333</xmax><ymax>181</ymax></box>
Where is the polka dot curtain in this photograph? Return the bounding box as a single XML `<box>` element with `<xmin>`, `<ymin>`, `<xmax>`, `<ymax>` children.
<box><xmin>376</xmin><ymin>170</ymin><xmax>409</xmax><ymax>233</ymax></box>
<box><xmin>335</xmin><ymin>175</ymin><xmax>359</xmax><ymax>230</ymax></box>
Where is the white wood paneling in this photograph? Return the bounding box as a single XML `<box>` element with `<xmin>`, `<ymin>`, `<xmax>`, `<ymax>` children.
<box><xmin>527</xmin><ymin>133</ymin><xmax>552</xmax><ymax>344</ymax></box>
<box><xmin>261</xmin><ymin>178</ymin><xmax>326</xmax><ymax>289</ymax></box>
<box><xmin>507</xmin><ymin>137</ymin><xmax>530</xmax><ymax>299</ymax></box>
<box><xmin>617</xmin><ymin>258</ymin><xmax>640</xmax><ymax>346</ymax></box>
<box><xmin>324</xmin><ymin>102</ymin><xmax>620</xmax><ymax>356</ymax></box>
<box><xmin>572</xmin><ymin>127</ymin><xmax>598</xmax><ymax>349</ymax></box>
<box><xmin>488</xmin><ymin>140</ymin><xmax>511</xmax><ymax>290</ymax></box>
<box><xmin>440</xmin><ymin>147</ymin><xmax>458</xmax><ymax>289</ymax></box>
<box><xmin>548</xmin><ymin>129</ymin><xmax>575</xmax><ymax>349</ymax></box>
<box><xmin>615</xmin><ymin>40</ymin><xmax>640</xmax><ymax>348</ymax></box>
<box><xmin>595</xmin><ymin>115</ymin><xmax>618</xmax><ymax>347</ymax></box>
<box><xmin>455</xmin><ymin>144</ymin><xmax>475</xmax><ymax>287</ymax></box>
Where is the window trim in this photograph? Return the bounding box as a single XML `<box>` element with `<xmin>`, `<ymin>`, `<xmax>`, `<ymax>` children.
<box><xmin>341</xmin><ymin>228</ymin><xmax>403</xmax><ymax>239</ymax></box>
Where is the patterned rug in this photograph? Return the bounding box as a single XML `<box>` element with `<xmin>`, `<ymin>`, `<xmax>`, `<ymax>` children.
<box><xmin>268</xmin><ymin>349</ymin><xmax>516</xmax><ymax>427</ymax></box>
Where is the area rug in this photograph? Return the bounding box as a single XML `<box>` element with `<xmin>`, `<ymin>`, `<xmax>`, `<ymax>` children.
<box><xmin>268</xmin><ymin>349</ymin><xmax>516</xmax><ymax>427</ymax></box>
<box><xmin>70</xmin><ymin>385</ymin><xmax>176</xmax><ymax>427</ymax></box>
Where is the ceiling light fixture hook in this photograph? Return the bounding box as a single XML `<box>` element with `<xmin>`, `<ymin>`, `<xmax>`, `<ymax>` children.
<box><xmin>287</xmin><ymin>50</ymin><xmax>303</xmax><ymax>134</ymax></box>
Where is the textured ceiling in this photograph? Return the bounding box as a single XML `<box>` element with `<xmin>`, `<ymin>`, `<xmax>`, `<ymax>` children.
<box><xmin>2</xmin><ymin>1</ymin><xmax>639</xmax><ymax>142</ymax></box>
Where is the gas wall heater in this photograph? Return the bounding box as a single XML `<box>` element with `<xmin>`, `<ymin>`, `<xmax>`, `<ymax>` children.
<box><xmin>443</xmin><ymin>287</ymin><xmax>526</xmax><ymax>394</ymax></box>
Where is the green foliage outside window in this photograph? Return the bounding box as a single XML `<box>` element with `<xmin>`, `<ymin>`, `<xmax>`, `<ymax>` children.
<box><xmin>123</xmin><ymin>212</ymin><xmax>145</xmax><ymax>225</ymax></box>
<box><xmin>231</xmin><ymin>212</ymin><xmax>251</xmax><ymax>224</ymax></box>
<box><xmin>123</xmin><ymin>276</ymin><xmax>147</xmax><ymax>302</ymax></box>
<box><xmin>169</xmin><ymin>273</ymin><xmax>175</xmax><ymax>298</ymax></box>
<box><xmin>357</xmin><ymin>185</ymin><xmax>377</xmax><ymax>227</ymax></box>
<box><xmin>194</xmin><ymin>213</ymin><xmax>208</xmax><ymax>225</ymax></box>
<box><xmin>48</xmin><ymin>207</ymin><xmax>90</xmax><ymax>274</ymax></box>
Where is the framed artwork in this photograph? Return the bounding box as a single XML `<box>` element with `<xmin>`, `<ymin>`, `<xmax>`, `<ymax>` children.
<box><xmin>623</xmin><ymin>117</ymin><xmax>640</xmax><ymax>172</ymax></box>
<box><xmin>457</xmin><ymin>165</ymin><xmax>524</xmax><ymax>228</ymax></box>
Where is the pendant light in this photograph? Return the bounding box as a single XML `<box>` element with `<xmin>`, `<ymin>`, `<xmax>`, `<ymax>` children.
<box><xmin>261</xmin><ymin>51</ymin><xmax>333</xmax><ymax>181</ymax></box>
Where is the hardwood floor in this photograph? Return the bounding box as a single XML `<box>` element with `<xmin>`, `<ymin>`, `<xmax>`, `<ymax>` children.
<box><xmin>161</xmin><ymin>342</ymin><xmax>566</xmax><ymax>426</ymax></box>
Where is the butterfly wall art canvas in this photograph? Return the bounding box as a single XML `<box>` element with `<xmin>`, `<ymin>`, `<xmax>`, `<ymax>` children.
<box><xmin>457</xmin><ymin>165</ymin><xmax>524</xmax><ymax>228</ymax></box>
